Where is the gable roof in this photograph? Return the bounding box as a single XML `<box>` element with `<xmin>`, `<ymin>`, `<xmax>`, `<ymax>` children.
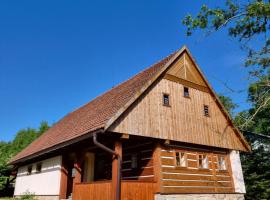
<box><xmin>10</xmin><ymin>49</ymin><xmax>179</xmax><ymax>164</ymax></box>
<box><xmin>10</xmin><ymin>46</ymin><xmax>250</xmax><ymax>164</ymax></box>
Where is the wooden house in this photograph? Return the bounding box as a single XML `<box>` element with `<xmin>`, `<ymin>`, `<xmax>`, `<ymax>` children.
<box><xmin>10</xmin><ymin>46</ymin><xmax>250</xmax><ymax>200</ymax></box>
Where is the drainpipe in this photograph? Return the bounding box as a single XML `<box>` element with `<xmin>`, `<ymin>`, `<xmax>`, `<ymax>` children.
<box><xmin>93</xmin><ymin>133</ymin><xmax>122</xmax><ymax>200</ymax></box>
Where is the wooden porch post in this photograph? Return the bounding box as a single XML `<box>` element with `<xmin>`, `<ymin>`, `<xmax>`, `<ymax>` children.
<box><xmin>59</xmin><ymin>157</ymin><xmax>68</xmax><ymax>199</ymax></box>
<box><xmin>112</xmin><ymin>140</ymin><xmax>122</xmax><ymax>200</ymax></box>
<box><xmin>153</xmin><ymin>143</ymin><xmax>163</xmax><ymax>193</ymax></box>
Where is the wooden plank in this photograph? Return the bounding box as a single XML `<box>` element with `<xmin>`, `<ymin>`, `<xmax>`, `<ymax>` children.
<box><xmin>163</xmin><ymin>180</ymin><xmax>216</xmax><ymax>187</ymax></box>
<box><xmin>121</xmin><ymin>181</ymin><xmax>155</xmax><ymax>200</ymax></box>
<box><xmin>162</xmin><ymin>173</ymin><xmax>215</xmax><ymax>181</ymax></box>
<box><xmin>162</xmin><ymin>186</ymin><xmax>233</xmax><ymax>194</ymax></box>
<box><xmin>153</xmin><ymin>143</ymin><xmax>162</xmax><ymax>193</ymax></box>
<box><xmin>73</xmin><ymin>182</ymin><xmax>112</xmax><ymax>200</ymax></box>
<box><xmin>162</xmin><ymin>167</ymin><xmax>212</xmax><ymax>175</ymax></box>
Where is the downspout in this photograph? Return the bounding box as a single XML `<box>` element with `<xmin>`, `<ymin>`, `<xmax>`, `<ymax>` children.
<box><xmin>93</xmin><ymin>132</ymin><xmax>122</xmax><ymax>200</ymax></box>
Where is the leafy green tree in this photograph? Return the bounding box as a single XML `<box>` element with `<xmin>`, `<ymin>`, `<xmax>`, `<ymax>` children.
<box><xmin>0</xmin><ymin>122</ymin><xmax>50</xmax><ymax>195</ymax></box>
<box><xmin>218</xmin><ymin>94</ymin><xmax>238</xmax><ymax>116</ymax></box>
<box><xmin>182</xmin><ymin>0</ymin><xmax>270</xmax><ymax>126</ymax></box>
<box><xmin>182</xmin><ymin>0</ymin><xmax>270</xmax><ymax>74</ymax></box>
<box><xmin>182</xmin><ymin>4</ymin><xmax>270</xmax><ymax>197</ymax></box>
<box><xmin>235</xmin><ymin>72</ymin><xmax>270</xmax><ymax>200</ymax></box>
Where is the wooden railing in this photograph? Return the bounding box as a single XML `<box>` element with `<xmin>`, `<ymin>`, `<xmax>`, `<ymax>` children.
<box><xmin>73</xmin><ymin>180</ymin><xmax>155</xmax><ymax>200</ymax></box>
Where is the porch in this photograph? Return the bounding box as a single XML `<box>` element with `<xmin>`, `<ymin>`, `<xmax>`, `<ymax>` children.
<box><xmin>73</xmin><ymin>180</ymin><xmax>155</xmax><ymax>200</ymax></box>
<box><xmin>59</xmin><ymin>134</ymin><xmax>158</xmax><ymax>200</ymax></box>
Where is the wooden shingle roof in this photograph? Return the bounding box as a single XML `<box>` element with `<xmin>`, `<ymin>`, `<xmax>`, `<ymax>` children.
<box><xmin>10</xmin><ymin>50</ymin><xmax>178</xmax><ymax>164</ymax></box>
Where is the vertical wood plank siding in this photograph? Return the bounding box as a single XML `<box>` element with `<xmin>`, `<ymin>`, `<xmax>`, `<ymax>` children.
<box><xmin>109</xmin><ymin>78</ymin><xmax>246</xmax><ymax>151</ymax></box>
<box><xmin>160</xmin><ymin>145</ymin><xmax>234</xmax><ymax>193</ymax></box>
<box><xmin>73</xmin><ymin>181</ymin><xmax>155</xmax><ymax>200</ymax></box>
<box><xmin>73</xmin><ymin>181</ymin><xmax>112</xmax><ymax>200</ymax></box>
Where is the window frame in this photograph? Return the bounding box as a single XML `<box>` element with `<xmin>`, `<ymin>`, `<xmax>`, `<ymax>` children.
<box><xmin>27</xmin><ymin>165</ymin><xmax>33</xmax><ymax>175</ymax></box>
<box><xmin>183</xmin><ymin>86</ymin><xmax>190</xmax><ymax>98</ymax></box>
<box><xmin>175</xmin><ymin>151</ymin><xmax>187</xmax><ymax>168</ymax></box>
<box><xmin>203</xmin><ymin>105</ymin><xmax>210</xmax><ymax>117</ymax></box>
<box><xmin>217</xmin><ymin>155</ymin><xmax>227</xmax><ymax>171</ymax></box>
<box><xmin>162</xmin><ymin>93</ymin><xmax>170</xmax><ymax>107</ymax></box>
<box><xmin>36</xmin><ymin>163</ymin><xmax>42</xmax><ymax>173</ymax></box>
<box><xmin>198</xmin><ymin>154</ymin><xmax>209</xmax><ymax>169</ymax></box>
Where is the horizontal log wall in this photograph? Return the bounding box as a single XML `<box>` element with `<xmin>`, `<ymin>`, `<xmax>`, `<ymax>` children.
<box><xmin>122</xmin><ymin>142</ymin><xmax>154</xmax><ymax>181</ymax></box>
<box><xmin>160</xmin><ymin>145</ymin><xmax>234</xmax><ymax>193</ymax></box>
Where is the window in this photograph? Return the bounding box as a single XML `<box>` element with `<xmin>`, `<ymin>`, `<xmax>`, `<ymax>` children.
<box><xmin>175</xmin><ymin>152</ymin><xmax>187</xmax><ymax>167</ymax></box>
<box><xmin>218</xmin><ymin>156</ymin><xmax>227</xmax><ymax>170</ymax></box>
<box><xmin>36</xmin><ymin>163</ymin><xmax>42</xmax><ymax>173</ymax></box>
<box><xmin>163</xmin><ymin>94</ymin><xmax>170</xmax><ymax>106</ymax></box>
<box><xmin>27</xmin><ymin>165</ymin><xmax>32</xmax><ymax>175</ymax></box>
<box><xmin>203</xmin><ymin>105</ymin><xmax>209</xmax><ymax>116</ymax></box>
<box><xmin>198</xmin><ymin>154</ymin><xmax>208</xmax><ymax>169</ymax></box>
<box><xmin>131</xmin><ymin>153</ymin><xmax>139</xmax><ymax>169</ymax></box>
<box><xmin>184</xmin><ymin>87</ymin><xmax>189</xmax><ymax>97</ymax></box>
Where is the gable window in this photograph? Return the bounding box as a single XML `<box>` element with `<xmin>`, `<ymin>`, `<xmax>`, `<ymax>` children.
<box><xmin>218</xmin><ymin>156</ymin><xmax>227</xmax><ymax>170</ymax></box>
<box><xmin>163</xmin><ymin>94</ymin><xmax>170</xmax><ymax>106</ymax></box>
<box><xmin>198</xmin><ymin>154</ymin><xmax>208</xmax><ymax>169</ymax></box>
<box><xmin>184</xmin><ymin>87</ymin><xmax>190</xmax><ymax>97</ymax></box>
<box><xmin>131</xmin><ymin>153</ymin><xmax>139</xmax><ymax>169</ymax></box>
<box><xmin>27</xmin><ymin>165</ymin><xmax>33</xmax><ymax>175</ymax></box>
<box><xmin>175</xmin><ymin>152</ymin><xmax>187</xmax><ymax>167</ymax></box>
<box><xmin>36</xmin><ymin>163</ymin><xmax>42</xmax><ymax>173</ymax></box>
<box><xmin>203</xmin><ymin>105</ymin><xmax>209</xmax><ymax>116</ymax></box>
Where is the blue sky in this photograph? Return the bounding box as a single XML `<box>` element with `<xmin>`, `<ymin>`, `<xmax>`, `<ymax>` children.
<box><xmin>0</xmin><ymin>1</ymin><xmax>251</xmax><ymax>141</ymax></box>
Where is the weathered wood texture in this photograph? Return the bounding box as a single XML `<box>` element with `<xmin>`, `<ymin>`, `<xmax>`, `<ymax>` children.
<box><xmin>122</xmin><ymin>142</ymin><xmax>154</xmax><ymax>181</ymax></box>
<box><xmin>73</xmin><ymin>181</ymin><xmax>155</xmax><ymax>200</ymax></box>
<box><xmin>160</xmin><ymin>145</ymin><xmax>234</xmax><ymax>193</ymax></box>
<box><xmin>109</xmin><ymin>77</ymin><xmax>246</xmax><ymax>151</ymax></box>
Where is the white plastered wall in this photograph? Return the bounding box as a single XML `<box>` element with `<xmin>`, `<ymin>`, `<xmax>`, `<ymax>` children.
<box><xmin>14</xmin><ymin>156</ymin><xmax>62</xmax><ymax>196</ymax></box>
<box><xmin>229</xmin><ymin>150</ymin><xmax>246</xmax><ymax>193</ymax></box>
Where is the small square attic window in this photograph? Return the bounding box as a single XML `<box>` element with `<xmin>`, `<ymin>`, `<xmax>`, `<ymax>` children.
<box><xmin>163</xmin><ymin>94</ymin><xmax>170</xmax><ymax>106</ymax></box>
<box><xmin>184</xmin><ymin>87</ymin><xmax>189</xmax><ymax>97</ymax></box>
<box><xmin>204</xmin><ymin>105</ymin><xmax>209</xmax><ymax>116</ymax></box>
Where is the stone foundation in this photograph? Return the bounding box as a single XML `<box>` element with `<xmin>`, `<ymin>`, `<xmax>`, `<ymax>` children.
<box><xmin>155</xmin><ymin>194</ymin><xmax>245</xmax><ymax>200</ymax></box>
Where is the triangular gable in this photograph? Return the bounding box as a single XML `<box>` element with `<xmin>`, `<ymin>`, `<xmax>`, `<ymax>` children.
<box><xmin>106</xmin><ymin>46</ymin><xmax>251</xmax><ymax>152</ymax></box>
<box><xmin>167</xmin><ymin>52</ymin><xmax>208</xmax><ymax>87</ymax></box>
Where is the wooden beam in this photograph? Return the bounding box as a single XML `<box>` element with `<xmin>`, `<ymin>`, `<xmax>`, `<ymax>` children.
<box><xmin>59</xmin><ymin>157</ymin><xmax>68</xmax><ymax>199</ymax></box>
<box><xmin>112</xmin><ymin>140</ymin><xmax>122</xmax><ymax>200</ymax></box>
<box><xmin>153</xmin><ymin>143</ymin><xmax>163</xmax><ymax>193</ymax></box>
<box><xmin>164</xmin><ymin>74</ymin><xmax>210</xmax><ymax>93</ymax></box>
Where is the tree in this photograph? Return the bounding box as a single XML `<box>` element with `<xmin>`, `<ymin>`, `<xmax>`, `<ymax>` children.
<box><xmin>181</xmin><ymin>2</ymin><xmax>270</xmax><ymax>197</ymax></box>
<box><xmin>236</xmin><ymin>73</ymin><xmax>270</xmax><ymax>200</ymax></box>
<box><xmin>0</xmin><ymin>122</ymin><xmax>50</xmax><ymax>196</ymax></box>
<box><xmin>218</xmin><ymin>94</ymin><xmax>238</xmax><ymax>116</ymax></box>
<box><xmin>182</xmin><ymin>0</ymin><xmax>270</xmax><ymax>127</ymax></box>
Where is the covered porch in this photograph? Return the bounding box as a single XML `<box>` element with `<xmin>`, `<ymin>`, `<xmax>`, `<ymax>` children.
<box><xmin>59</xmin><ymin>134</ymin><xmax>159</xmax><ymax>200</ymax></box>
